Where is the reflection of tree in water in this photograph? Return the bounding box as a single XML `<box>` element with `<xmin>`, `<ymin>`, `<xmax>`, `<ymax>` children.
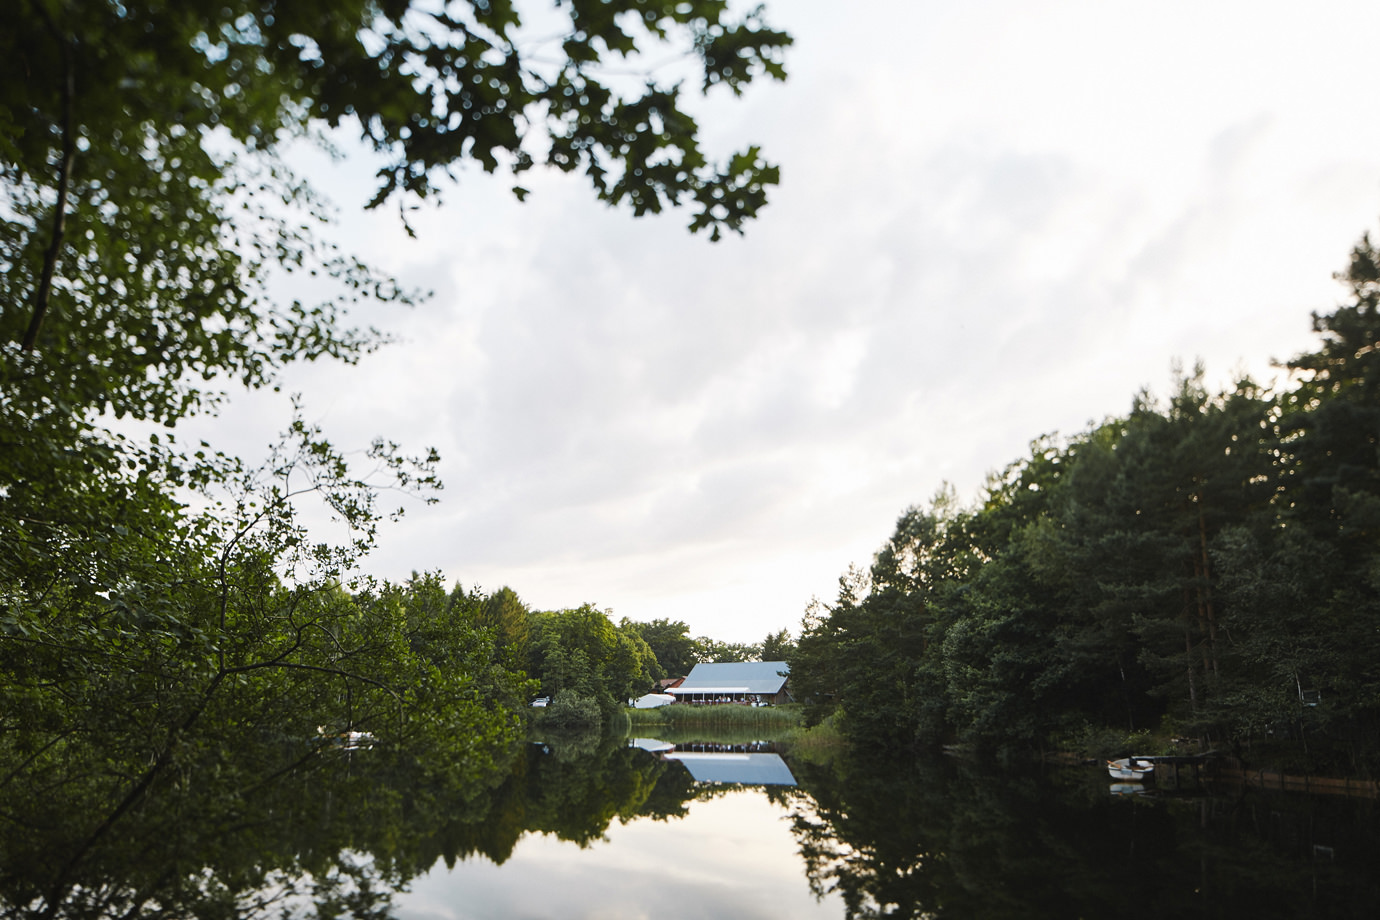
<box><xmin>0</xmin><ymin>733</ymin><xmax>518</xmax><ymax>920</ymax></box>
<box><xmin>783</xmin><ymin>752</ymin><xmax>1380</xmax><ymax>919</ymax></box>
<box><xmin>10</xmin><ymin>722</ymin><xmax>1380</xmax><ymax>920</ymax></box>
<box><xmin>0</xmin><ymin>729</ymin><xmax>730</xmax><ymax>919</ymax></box>
<box><xmin>441</xmin><ymin>732</ymin><xmax>733</xmax><ymax>861</ymax></box>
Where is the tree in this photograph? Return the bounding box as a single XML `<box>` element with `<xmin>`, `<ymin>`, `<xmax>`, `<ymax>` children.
<box><xmin>476</xmin><ymin>585</ymin><xmax>534</xmax><ymax>661</ymax></box>
<box><xmin>527</xmin><ymin>605</ymin><xmax>655</xmax><ymax>710</ymax></box>
<box><xmin>622</xmin><ymin>617</ymin><xmax>699</xmax><ymax>678</ymax></box>
<box><xmin>2</xmin><ymin>3</ymin><xmax>791</xmax><ymax>909</ymax></box>
<box><xmin>762</xmin><ymin>628</ymin><xmax>795</xmax><ymax>662</ymax></box>
<box><xmin>3</xmin><ymin>0</ymin><xmax>791</xmax><ymax>369</ymax></box>
<box><xmin>2</xmin><ymin>0</ymin><xmax>791</xmax><ymax>605</ymax></box>
<box><xmin>694</xmin><ymin>636</ymin><xmax>762</xmax><ymax>663</ymax></box>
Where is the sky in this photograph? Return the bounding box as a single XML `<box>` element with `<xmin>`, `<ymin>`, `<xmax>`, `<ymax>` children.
<box><xmin>196</xmin><ymin>0</ymin><xmax>1380</xmax><ymax>643</ymax></box>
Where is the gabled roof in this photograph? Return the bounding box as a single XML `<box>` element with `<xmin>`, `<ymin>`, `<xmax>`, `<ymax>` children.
<box><xmin>665</xmin><ymin>752</ymin><xmax>796</xmax><ymax>786</ymax></box>
<box><xmin>674</xmin><ymin>661</ymin><xmax>789</xmax><ymax>695</ymax></box>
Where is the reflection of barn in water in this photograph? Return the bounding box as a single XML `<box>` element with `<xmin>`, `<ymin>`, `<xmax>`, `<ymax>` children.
<box><xmin>630</xmin><ymin>738</ymin><xmax>796</xmax><ymax>786</ymax></box>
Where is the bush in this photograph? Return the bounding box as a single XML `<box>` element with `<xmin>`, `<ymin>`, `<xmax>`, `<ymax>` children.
<box><xmin>540</xmin><ymin>690</ymin><xmax>603</xmax><ymax>731</ymax></box>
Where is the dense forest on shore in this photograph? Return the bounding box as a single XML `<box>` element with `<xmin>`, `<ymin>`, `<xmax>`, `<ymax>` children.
<box><xmin>790</xmin><ymin>234</ymin><xmax>1380</xmax><ymax>772</ymax></box>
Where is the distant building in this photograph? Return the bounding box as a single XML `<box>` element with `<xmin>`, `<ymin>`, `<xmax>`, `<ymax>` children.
<box><xmin>667</xmin><ymin>661</ymin><xmax>791</xmax><ymax>705</ymax></box>
<box><xmin>657</xmin><ymin>676</ymin><xmax>685</xmax><ymax>692</ymax></box>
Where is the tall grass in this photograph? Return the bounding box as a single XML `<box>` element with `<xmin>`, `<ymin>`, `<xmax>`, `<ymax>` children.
<box><xmin>625</xmin><ymin>704</ymin><xmax>802</xmax><ymax>735</ymax></box>
<box><xmin>779</xmin><ymin>710</ymin><xmax>845</xmax><ymax>760</ymax></box>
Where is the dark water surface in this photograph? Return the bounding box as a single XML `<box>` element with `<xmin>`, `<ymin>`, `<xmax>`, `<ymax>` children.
<box><xmin>5</xmin><ymin>731</ymin><xmax>1379</xmax><ymax>918</ymax></box>
<box><xmin>397</xmin><ymin>736</ymin><xmax>1380</xmax><ymax>919</ymax></box>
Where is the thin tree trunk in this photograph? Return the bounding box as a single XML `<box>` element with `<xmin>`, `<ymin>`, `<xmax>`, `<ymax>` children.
<box><xmin>1184</xmin><ymin>625</ymin><xmax>1198</xmax><ymax>711</ymax></box>
<box><xmin>23</xmin><ymin>6</ymin><xmax>76</xmax><ymax>352</ymax></box>
<box><xmin>1196</xmin><ymin>500</ymin><xmax>1220</xmax><ymax>678</ymax></box>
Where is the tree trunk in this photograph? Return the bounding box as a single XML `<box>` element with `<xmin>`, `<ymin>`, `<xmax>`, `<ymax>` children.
<box><xmin>24</xmin><ymin>12</ymin><xmax>76</xmax><ymax>352</ymax></box>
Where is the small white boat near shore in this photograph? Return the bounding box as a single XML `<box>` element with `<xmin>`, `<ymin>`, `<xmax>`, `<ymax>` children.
<box><xmin>1108</xmin><ymin>757</ymin><xmax>1155</xmax><ymax>781</ymax></box>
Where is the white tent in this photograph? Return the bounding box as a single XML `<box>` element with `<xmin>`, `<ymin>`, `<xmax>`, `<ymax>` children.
<box><xmin>632</xmin><ymin>693</ymin><xmax>676</xmax><ymax>709</ymax></box>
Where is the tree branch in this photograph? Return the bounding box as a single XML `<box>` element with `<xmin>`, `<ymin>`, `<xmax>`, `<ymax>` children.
<box><xmin>24</xmin><ymin>2</ymin><xmax>77</xmax><ymax>352</ymax></box>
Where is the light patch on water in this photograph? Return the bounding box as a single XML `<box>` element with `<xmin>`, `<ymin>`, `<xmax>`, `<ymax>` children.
<box><xmin>397</xmin><ymin>789</ymin><xmax>839</xmax><ymax>920</ymax></box>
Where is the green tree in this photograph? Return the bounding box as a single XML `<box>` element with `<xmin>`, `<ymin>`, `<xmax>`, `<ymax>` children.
<box><xmin>527</xmin><ymin>604</ymin><xmax>655</xmax><ymax>710</ymax></box>
<box><xmin>762</xmin><ymin>627</ymin><xmax>796</xmax><ymax>662</ymax></box>
<box><xmin>2</xmin><ymin>0</ymin><xmax>790</xmax><ymax>630</ymax></box>
<box><xmin>694</xmin><ymin>636</ymin><xmax>762</xmax><ymax>663</ymax></box>
<box><xmin>3</xmin><ymin>0</ymin><xmax>791</xmax><ymax>374</ymax></box>
<box><xmin>477</xmin><ymin>585</ymin><xmax>533</xmax><ymax>661</ymax></box>
<box><xmin>622</xmin><ymin>617</ymin><xmax>699</xmax><ymax>678</ymax></box>
<box><xmin>2</xmin><ymin>3</ymin><xmax>791</xmax><ymax>898</ymax></box>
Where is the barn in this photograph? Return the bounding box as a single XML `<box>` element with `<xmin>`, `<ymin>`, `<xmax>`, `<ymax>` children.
<box><xmin>666</xmin><ymin>661</ymin><xmax>791</xmax><ymax>705</ymax></box>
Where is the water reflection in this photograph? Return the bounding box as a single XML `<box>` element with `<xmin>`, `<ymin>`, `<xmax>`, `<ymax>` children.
<box><xmin>664</xmin><ymin>752</ymin><xmax>796</xmax><ymax>786</ymax></box>
<box><xmin>630</xmin><ymin>738</ymin><xmax>797</xmax><ymax>786</ymax></box>
<box><xmin>399</xmin><ymin>792</ymin><xmax>840</xmax><ymax>920</ymax></box>
<box><xmin>783</xmin><ymin>752</ymin><xmax>1380</xmax><ymax>919</ymax></box>
<box><xmin>3</xmin><ymin>728</ymin><xmax>1378</xmax><ymax>918</ymax></box>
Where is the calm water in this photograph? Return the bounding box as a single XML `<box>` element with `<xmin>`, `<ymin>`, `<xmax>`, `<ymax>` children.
<box><xmin>398</xmin><ymin>789</ymin><xmax>843</xmax><ymax>919</ymax></box>
<box><xmin>391</xmin><ymin>737</ymin><xmax>1380</xmax><ymax>920</ymax></box>
<box><xmin>6</xmin><ymin>731</ymin><xmax>1380</xmax><ymax>918</ymax></box>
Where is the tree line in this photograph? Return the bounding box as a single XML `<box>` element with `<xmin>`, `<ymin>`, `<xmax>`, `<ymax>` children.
<box><xmin>450</xmin><ymin>585</ymin><xmax>796</xmax><ymax>727</ymax></box>
<box><xmin>792</xmin><ymin>233</ymin><xmax>1380</xmax><ymax>772</ymax></box>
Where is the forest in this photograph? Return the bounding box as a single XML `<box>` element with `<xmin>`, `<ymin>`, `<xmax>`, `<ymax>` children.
<box><xmin>791</xmin><ymin>234</ymin><xmax>1380</xmax><ymax>772</ymax></box>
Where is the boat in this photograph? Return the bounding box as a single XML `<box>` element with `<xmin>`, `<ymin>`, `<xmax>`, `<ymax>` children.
<box><xmin>1107</xmin><ymin>757</ymin><xmax>1155</xmax><ymax>781</ymax></box>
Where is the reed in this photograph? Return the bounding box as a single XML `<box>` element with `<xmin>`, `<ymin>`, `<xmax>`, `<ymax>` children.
<box><xmin>779</xmin><ymin>713</ymin><xmax>845</xmax><ymax>754</ymax></box>
<box><xmin>626</xmin><ymin>704</ymin><xmax>802</xmax><ymax>734</ymax></box>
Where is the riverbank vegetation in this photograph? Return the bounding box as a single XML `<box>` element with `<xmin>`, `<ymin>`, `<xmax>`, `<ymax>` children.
<box><xmin>627</xmin><ymin>701</ymin><xmax>803</xmax><ymax>733</ymax></box>
<box><xmin>790</xmin><ymin>232</ymin><xmax>1380</xmax><ymax>774</ymax></box>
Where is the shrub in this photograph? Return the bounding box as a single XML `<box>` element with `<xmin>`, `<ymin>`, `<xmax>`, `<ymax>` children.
<box><xmin>541</xmin><ymin>690</ymin><xmax>603</xmax><ymax>731</ymax></box>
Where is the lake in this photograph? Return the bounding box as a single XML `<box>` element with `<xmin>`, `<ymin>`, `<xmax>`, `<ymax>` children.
<box><xmin>6</xmin><ymin>730</ymin><xmax>1379</xmax><ymax>918</ymax></box>
<box><xmin>390</xmin><ymin>735</ymin><xmax>1380</xmax><ymax>920</ymax></box>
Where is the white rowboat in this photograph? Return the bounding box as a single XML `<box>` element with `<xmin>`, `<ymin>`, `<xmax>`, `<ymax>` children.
<box><xmin>1107</xmin><ymin>757</ymin><xmax>1155</xmax><ymax>781</ymax></box>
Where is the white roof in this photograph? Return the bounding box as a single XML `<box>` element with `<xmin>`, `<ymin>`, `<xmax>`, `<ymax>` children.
<box><xmin>668</xmin><ymin>686</ymin><xmax>751</xmax><ymax>694</ymax></box>
<box><xmin>675</xmin><ymin>661</ymin><xmax>790</xmax><ymax>695</ymax></box>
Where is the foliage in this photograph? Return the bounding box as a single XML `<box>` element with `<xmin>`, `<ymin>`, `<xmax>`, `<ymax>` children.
<box><xmin>621</xmin><ymin>617</ymin><xmax>699</xmax><ymax>678</ymax></box>
<box><xmin>694</xmin><ymin>635</ymin><xmax>763</xmax><ymax>662</ymax></box>
<box><xmin>540</xmin><ymin>688</ymin><xmax>604</xmax><ymax>731</ymax></box>
<box><xmin>762</xmin><ymin>627</ymin><xmax>796</xmax><ymax>661</ymax></box>
<box><xmin>2</xmin><ymin>2</ymin><xmax>791</xmax><ymax>912</ymax></box>
<box><xmin>475</xmin><ymin>585</ymin><xmax>533</xmax><ymax>662</ymax></box>
<box><xmin>619</xmin><ymin>618</ymin><xmax>791</xmax><ymax>675</ymax></box>
<box><xmin>0</xmin><ymin>538</ymin><xmax>532</xmax><ymax>916</ymax></box>
<box><xmin>526</xmin><ymin>604</ymin><xmax>657</xmax><ymax>710</ymax></box>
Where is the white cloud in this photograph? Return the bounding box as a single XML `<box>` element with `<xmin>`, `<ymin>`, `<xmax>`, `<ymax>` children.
<box><xmin>202</xmin><ymin>0</ymin><xmax>1380</xmax><ymax>641</ymax></box>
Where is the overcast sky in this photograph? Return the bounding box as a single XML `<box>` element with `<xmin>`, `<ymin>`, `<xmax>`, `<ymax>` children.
<box><xmin>199</xmin><ymin>0</ymin><xmax>1380</xmax><ymax>643</ymax></box>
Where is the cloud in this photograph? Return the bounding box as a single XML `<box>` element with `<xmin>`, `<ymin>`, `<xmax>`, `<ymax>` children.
<box><xmin>193</xmin><ymin>0</ymin><xmax>1380</xmax><ymax>640</ymax></box>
